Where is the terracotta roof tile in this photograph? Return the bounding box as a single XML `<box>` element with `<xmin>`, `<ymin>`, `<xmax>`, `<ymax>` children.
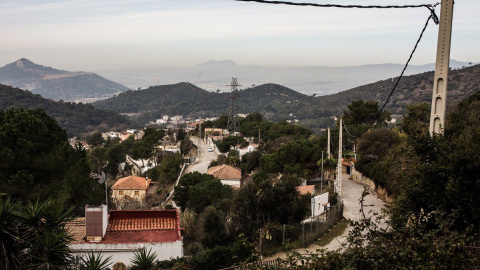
<box><xmin>207</xmin><ymin>164</ymin><xmax>241</xmax><ymax>180</ymax></box>
<box><xmin>296</xmin><ymin>185</ymin><xmax>315</xmax><ymax>195</ymax></box>
<box><xmin>112</xmin><ymin>176</ymin><xmax>151</xmax><ymax>190</ymax></box>
<box><xmin>66</xmin><ymin>217</ymin><xmax>86</xmax><ymax>243</ymax></box>
<box><xmin>107</xmin><ymin>210</ymin><xmax>177</xmax><ymax>232</ymax></box>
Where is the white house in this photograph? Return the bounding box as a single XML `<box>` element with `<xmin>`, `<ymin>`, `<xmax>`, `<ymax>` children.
<box><xmin>311</xmin><ymin>192</ymin><xmax>330</xmax><ymax>217</ymax></box>
<box><xmin>67</xmin><ymin>205</ymin><xmax>183</xmax><ymax>268</ymax></box>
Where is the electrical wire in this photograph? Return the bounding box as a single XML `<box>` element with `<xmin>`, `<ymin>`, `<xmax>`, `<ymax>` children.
<box><xmin>361</xmin><ymin>9</ymin><xmax>438</xmax><ymax>135</ymax></box>
<box><xmin>237</xmin><ymin>0</ymin><xmax>441</xmax><ymax>137</ymax></box>
<box><xmin>236</xmin><ymin>0</ymin><xmax>439</xmax><ymax>10</ymax></box>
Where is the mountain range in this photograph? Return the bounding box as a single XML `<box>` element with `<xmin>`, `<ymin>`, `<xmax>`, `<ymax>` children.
<box><xmin>0</xmin><ymin>58</ymin><xmax>130</xmax><ymax>102</ymax></box>
<box><xmin>96</xmin><ymin>59</ymin><xmax>473</xmax><ymax>96</ymax></box>
<box><xmin>93</xmin><ymin>64</ymin><xmax>480</xmax><ymax>132</ymax></box>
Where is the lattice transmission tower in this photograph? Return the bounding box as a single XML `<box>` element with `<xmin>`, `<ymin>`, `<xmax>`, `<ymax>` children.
<box><xmin>227</xmin><ymin>78</ymin><xmax>241</xmax><ymax>134</ymax></box>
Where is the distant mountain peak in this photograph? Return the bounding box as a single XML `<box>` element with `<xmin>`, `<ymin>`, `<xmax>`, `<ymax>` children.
<box><xmin>196</xmin><ymin>60</ymin><xmax>237</xmax><ymax>68</ymax></box>
<box><xmin>14</xmin><ymin>58</ymin><xmax>37</xmax><ymax>69</ymax></box>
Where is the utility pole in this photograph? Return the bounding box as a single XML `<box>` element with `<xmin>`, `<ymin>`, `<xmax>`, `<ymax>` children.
<box><xmin>429</xmin><ymin>0</ymin><xmax>454</xmax><ymax>135</ymax></box>
<box><xmin>337</xmin><ymin>118</ymin><xmax>343</xmax><ymax>197</ymax></box>
<box><xmin>198</xmin><ymin>122</ymin><xmax>202</xmax><ymax>156</ymax></box>
<box><xmin>327</xmin><ymin>126</ymin><xmax>331</xmax><ymax>158</ymax></box>
<box><xmin>321</xmin><ymin>151</ymin><xmax>324</xmax><ymax>194</ymax></box>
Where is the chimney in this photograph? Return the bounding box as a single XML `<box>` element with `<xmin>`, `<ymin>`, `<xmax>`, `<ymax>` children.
<box><xmin>145</xmin><ymin>177</ymin><xmax>148</xmax><ymax>188</ymax></box>
<box><xmin>85</xmin><ymin>204</ymin><xmax>108</xmax><ymax>242</ymax></box>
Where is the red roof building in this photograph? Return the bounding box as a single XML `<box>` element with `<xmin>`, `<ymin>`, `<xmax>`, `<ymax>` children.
<box><xmin>67</xmin><ymin>205</ymin><xmax>183</xmax><ymax>267</ymax></box>
<box><xmin>111</xmin><ymin>176</ymin><xmax>151</xmax><ymax>208</ymax></box>
<box><xmin>207</xmin><ymin>164</ymin><xmax>242</xmax><ymax>188</ymax></box>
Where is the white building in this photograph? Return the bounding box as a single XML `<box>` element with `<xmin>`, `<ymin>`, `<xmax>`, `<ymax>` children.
<box><xmin>311</xmin><ymin>192</ymin><xmax>330</xmax><ymax>217</ymax></box>
<box><xmin>67</xmin><ymin>205</ymin><xmax>183</xmax><ymax>268</ymax></box>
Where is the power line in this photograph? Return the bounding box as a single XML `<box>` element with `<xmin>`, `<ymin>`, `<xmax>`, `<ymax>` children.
<box><xmin>237</xmin><ymin>0</ymin><xmax>441</xmax><ymax>137</ymax></box>
<box><xmin>362</xmin><ymin>9</ymin><xmax>438</xmax><ymax>135</ymax></box>
<box><xmin>236</xmin><ymin>0</ymin><xmax>439</xmax><ymax>10</ymax></box>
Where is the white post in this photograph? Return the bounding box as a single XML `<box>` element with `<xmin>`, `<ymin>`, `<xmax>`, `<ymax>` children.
<box><xmin>337</xmin><ymin>118</ymin><xmax>343</xmax><ymax>197</ymax></box>
<box><xmin>327</xmin><ymin>127</ymin><xmax>331</xmax><ymax>159</ymax></box>
<box><xmin>429</xmin><ymin>0</ymin><xmax>454</xmax><ymax>135</ymax></box>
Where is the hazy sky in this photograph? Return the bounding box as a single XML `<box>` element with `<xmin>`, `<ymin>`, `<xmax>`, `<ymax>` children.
<box><xmin>1</xmin><ymin>0</ymin><xmax>478</xmax><ymax>71</ymax></box>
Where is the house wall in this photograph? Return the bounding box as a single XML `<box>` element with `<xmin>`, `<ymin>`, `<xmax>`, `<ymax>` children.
<box><xmin>220</xmin><ymin>179</ymin><xmax>241</xmax><ymax>188</ymax></box>
<box><xmin>311</xmin><ymin>192</ymin><xmax>329</xmax><ymax>217</ymax></box>
<box><xmin>112</xmin><ymin>189</ymin><xmax>146</xmax><ymax>201</ymax></box>
<box><xmin>71</xmin><ymin>241</ymin><xmax>183</xmax><ymax>268</ymax></box>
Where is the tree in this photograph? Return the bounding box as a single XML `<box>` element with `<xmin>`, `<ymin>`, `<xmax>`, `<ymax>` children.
<box><xmin>217</xmin><ymin>136</ymin><xmax>248</xmax><ymax>153</ymax></box>
<box><xmin>79</xmin><ymin>252</ymin><xmax>113</xmax><ymax>270</ymax></box>
<box><xmin>0</xmin><ymin>108</ymin><xmax>104</xmax><ymax>211</ymax></box>
<box><xmin>86</xmin><ymin>131</ymin><xmax>105</xmax><ymax>148</ymax></box>
<box><xmin>130</xmin><ymin>247</ymin><xmax>157</xmax><ymax>270</ymax></box>
<box><xmin>174</xmin><ymin>172</ymin><xmax>217</xmax><ymax>211</ymax></box>
<box><xmin>180</xmin><ymin>136</ymin><xmax>194</xmax><ymax>156</ymax></box>
<box><xmin>0</xmin><ymin>196</ymin><xmax>74</xmax><ymax>270</ymax></box>
<box><xmin>401</xmin><ymin>103</ymin><xmax>430</xmax><ymax>137</ymax></box>
<box><xmin>186</xmin><ymin>179</ymin><xmax>233</xmax><ymax>214</ymax></box>
<box><xmin>343</xmin><ymin>99</ymin><xmax>391</xmax><ymax>127</ymax></box>
<box><xmin>198</xmin><ymin>206</ymin><xmax>230</xmax><ymax>248</ymax></box>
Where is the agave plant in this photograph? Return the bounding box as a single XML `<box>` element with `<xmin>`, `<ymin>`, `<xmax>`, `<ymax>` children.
<box><xmin>79</xmin><ymin>252</ymin><xmax>112</xmax><ymax>270</ymax></box>
<box><xmin>130</xmin><ymin>248</ymin><xmax>157</xmax><ymax>270</ymax></box>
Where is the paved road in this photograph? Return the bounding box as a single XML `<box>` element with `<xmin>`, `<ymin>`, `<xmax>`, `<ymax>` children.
<box><xmin>184</xmin><ymin>136</ymin><xmax>219</xmax><ymax>174</ymax></box>
<box><xmin>263</xmin><ymin>174</ymin><xmax>385</xmax><ymax>260</ymax></box>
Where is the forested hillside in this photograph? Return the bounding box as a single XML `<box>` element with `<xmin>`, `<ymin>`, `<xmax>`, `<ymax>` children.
<box><xmin>93</xmin><ymin>65</ymin><xmax>480</xmax><ymax>129</ymax></box>
<box><xmin>0</xmin><ymin>84</ymin><xmax>130</xmax><ymax>136</ymax></box>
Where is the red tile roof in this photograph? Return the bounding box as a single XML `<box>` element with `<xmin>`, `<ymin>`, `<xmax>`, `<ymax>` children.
<box><xmin>296</xmin><ymin>185</ymin><xmax>315</xmax><ymax>195</ymax></box>
<box><xmin>112</xmin><ymin>176</ymin><xmax>151</xmax><ymax>190</ymax></box>
<box><xmin>207</xmin><ymin>164</ymin><xmax>241</xmax><ymax>180</ymax></box>
<box><xmin>67</xmin><ymin>209</ymin><xmax>182</xmax><ymax>244</ymax></box>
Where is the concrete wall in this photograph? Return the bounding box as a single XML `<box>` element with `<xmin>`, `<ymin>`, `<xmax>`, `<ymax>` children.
<box><xmin>351</xmin><ymin>167</ymin><xmax>391</xmax><ymax>202</ymax></box>
<box><xmin>71</xmin><ymin>241</ymin><xmax>183</xmax><ymax>268</ymax></box>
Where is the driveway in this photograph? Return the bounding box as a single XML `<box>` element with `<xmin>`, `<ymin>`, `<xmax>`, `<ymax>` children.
<box><xmin>184</xmin><ymin>136</ymin><xmax>219</xmax><ymax>174</ymax></box>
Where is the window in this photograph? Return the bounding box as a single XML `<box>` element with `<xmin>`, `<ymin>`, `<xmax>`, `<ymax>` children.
<box><xmin>119</xmin><ymin>190</ymin><xmax>124</xmax><ymax>195</ymax></box>
<box><xmin>135</xmin><ymin>191</ymin><xmax>140</xmax><ymax>196</ymax></box>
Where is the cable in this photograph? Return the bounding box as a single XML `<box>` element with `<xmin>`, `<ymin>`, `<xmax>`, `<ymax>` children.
<box><xmin>361</xmin><ymin>10</ymin><xmax>438</xmax><ymax>135</ymax></box>
<box><xmin>238</xmin><ymin>0</ymin><xmax>440</xmax><ymax>137</ymax></box>
<box><xmin>343</xmin><ymin>121</ymin><xmax>358</xmax><ymax>139</ymax></box>
<box><xmin>236</xmin><ymin>0</ymin><xmax>439</xmax><ymax>10</ymax></box>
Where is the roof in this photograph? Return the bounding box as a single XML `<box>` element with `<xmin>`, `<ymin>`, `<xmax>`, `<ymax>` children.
<box><xmin>207</xmin><ymin>164</ymin><xmax>241</xmax><ymax>180</ymax></box>
<box><xmin>112</xmin><ymin>175</ymin><xmax>151</xmax><ymax>190</ymax></box>
<box><xmin>67</xmin><ymin>209</ymin><xmax>182</xmax><ymax>245</ymax></box>
<box><xmin>66</xmin><ymin>217</ymin><xmax>86</xmax><ymax>243</ymax></box>
<box><xmin>296</xmin><ymin>185</ymin><xmax>315</xmax><ymax>195</ymax></box>
<box><xmin>107</xmin><ymin>211</ymin><xmax>176</xmax><ymax>232</ymax></box>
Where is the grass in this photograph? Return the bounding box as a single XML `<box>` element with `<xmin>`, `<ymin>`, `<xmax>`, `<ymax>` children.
<box><xmin>315</xmin><ymin>218</ymin><xmax>349</xmax><ymax>247</ymax></box>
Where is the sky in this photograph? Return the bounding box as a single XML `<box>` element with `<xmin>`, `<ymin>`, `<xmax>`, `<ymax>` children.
<box><xmin>0</xmin><ymin>0</ymin><xmax>479</xmax><ymax>71</ymax></box>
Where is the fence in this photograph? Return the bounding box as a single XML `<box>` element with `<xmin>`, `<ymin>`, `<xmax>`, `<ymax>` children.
<box><xmin>219</xmin><ymin>258</ymin><xmax>282</xmax><ymax>270</ymax></box>
<box><xmin>301</xmin><ymin>201</ymin><xmax>344</xmax><ymax>247</ymax></box>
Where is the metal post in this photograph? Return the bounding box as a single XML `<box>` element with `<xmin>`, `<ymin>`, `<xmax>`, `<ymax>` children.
<box><xmin>337</xmin><ymin>118</ymin><xmax>343</xmax><ymax>197</ymax></box>
<box><xmin>429</xmin><ymin>0</ymin><xmax>454</xmax><ymax>135</ymax></box>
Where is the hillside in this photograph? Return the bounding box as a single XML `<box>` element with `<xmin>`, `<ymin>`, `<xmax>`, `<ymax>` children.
<box><xmin>316</xmin><ymin>64</ymin><xmax>480</xmax><ymax>117</ymax></box>
<box><xmin>93</xmin><ymin>64</ymin><xmax>480</xmax><ymax>129</ymax></box>
<box><xmin>0</xmin><ymin>84</ymin><xmax>131</xmax><ymax>136</ymax></box>
<box><xmin>0</xmin><ymin>58</ymin><xmax>129</xmax><ymax>102</ymax></box>
<box><xmin>93</xmin><ymin>82</ymin><xmax>311</xmax><ymax>121</ymax></box>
